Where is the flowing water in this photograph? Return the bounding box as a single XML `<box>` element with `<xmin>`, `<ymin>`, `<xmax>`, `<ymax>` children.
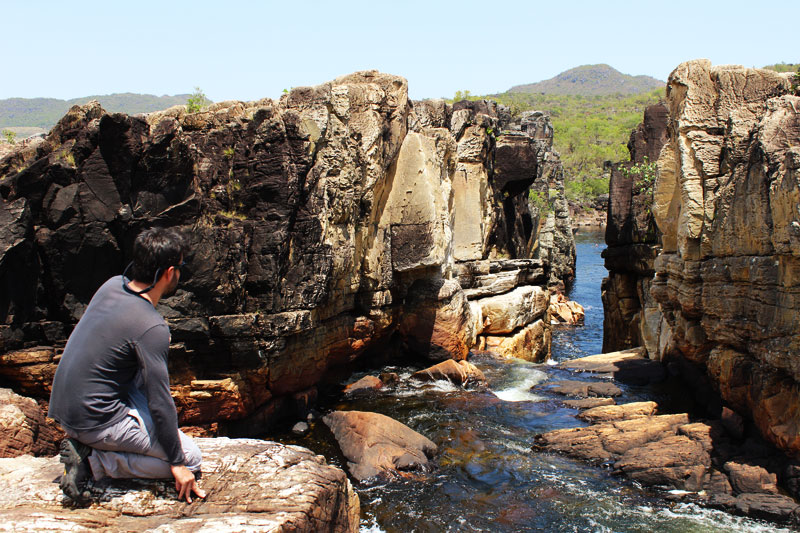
<box><xmin>278</xmin><ymin>229</ymin><xmax>789</xmax><ymax>532</ymax></box>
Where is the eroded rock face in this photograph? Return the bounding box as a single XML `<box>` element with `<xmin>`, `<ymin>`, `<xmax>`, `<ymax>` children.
<box><xmin>0</xmin><ymin>438</ymin><xmax>360</xmax><ymax>532</ymax></box>
<box><xmin>649</xmin><ymin>60</ymin><xmax>800</xmax><ymax>455</ymax></box>
<box><xmin>0</xmin><ymin>388</ymin><xmax>62</xmax><ymax>457</ymax></box>
<box><xmin>323</xmin><ymin>410</ymin><xmax>437</xmax><ymax>482</ymax></box>
<box><xmin>0</xmin><ymin>73</ymin><xmax>572</xmax><ymax>434</ymax></box>
<box><xmin>602</xmin><ymin>102</ymin><xmax>668</xmax><ymax>355</ymax></box>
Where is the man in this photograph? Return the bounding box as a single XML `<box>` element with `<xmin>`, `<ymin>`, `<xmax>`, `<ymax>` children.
<box><xmin>48</xmin><ymin>227</ymin><xmax>205</xmax><ymax>504</ymax></box>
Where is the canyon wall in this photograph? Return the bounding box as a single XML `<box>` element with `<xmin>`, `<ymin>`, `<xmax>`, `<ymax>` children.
<box><xmin>648</xmin><ymin>60</ymin><xmax>800</xmax><ymax>455</ymax></box>
<box><xmin>0</xmin><ymin>71</ymin><xmax>572</xmax><ymax>438</ymax></box>
<box><xmin>602</xmin><ymin>103</ymin><xmax>668</xmax><ymax>354</ymax></box>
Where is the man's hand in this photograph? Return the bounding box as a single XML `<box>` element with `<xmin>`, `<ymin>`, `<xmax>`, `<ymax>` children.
<box><xmin>170</xmin><ymin>464</ymin><xmax>206</xmax><ymax>503</ymax></box>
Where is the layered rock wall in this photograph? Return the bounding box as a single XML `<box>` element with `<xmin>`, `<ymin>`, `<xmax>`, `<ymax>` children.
<box><xmin>649</xmin><ymin>60</ymin><xmax>800</xmax><ymax>454</ymax></box>
<box><xmin>602</xmin><ymin>103</ymin><xmax>668</xmax><ymax>354</ymax></box>
<box><xmin>0</xmin><ymin>72</ymin><xmax>571</xmax><ymax>437</ymax></box>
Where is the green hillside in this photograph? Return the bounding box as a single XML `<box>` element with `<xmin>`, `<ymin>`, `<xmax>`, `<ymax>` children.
<box><xmin>450</xmin><ymin>87</ymin><xmax>665</xmax><ymax>202</ymax></box>
<box><xmin>0</xmin><ymin>93</ymin><xmax>194</xmax><ymax>131</ymax></box>
<box><xmin>508</xmin><ymin>64</ymin><xmax>663</xmax><ymax>96</ymax></box>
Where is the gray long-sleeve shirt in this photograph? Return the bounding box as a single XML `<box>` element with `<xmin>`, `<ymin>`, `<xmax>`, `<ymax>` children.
<box><xmin>48</xmin><ymin>275</ymin><xmax>185</xmax><ymax>466</ymax></box>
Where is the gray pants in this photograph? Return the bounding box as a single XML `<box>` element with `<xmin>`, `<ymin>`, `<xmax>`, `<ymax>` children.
<box><xmin>66</xmin><ymin>384</ymin><xmax>202</xmax><ymax>481</ymax></box>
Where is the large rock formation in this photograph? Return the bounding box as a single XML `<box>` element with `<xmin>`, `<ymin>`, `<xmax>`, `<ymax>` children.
<box><xmin>602</xmin><ymin>102</ymin><xmax>668</xmax><ymax>354</ymax></box>
<box><xmin>0</xmin><ymin>72</ymin><xmax>571</xmax><ymax>437</ymax></box>
<box><xmin>646</xmin><ymin>60</ymin><xmax>800</xmax><ymax>456</ymax></box>
<box><xmin>0</xmin><ymin>438</ymin><xmax>360</xmax><ymax>532</ymax></box>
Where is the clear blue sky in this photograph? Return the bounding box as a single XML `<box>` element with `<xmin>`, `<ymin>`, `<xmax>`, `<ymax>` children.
<box><xmin>3</xmin><ymin>0</ymin><xmax>797</xmax><ymax>101</ymax></box>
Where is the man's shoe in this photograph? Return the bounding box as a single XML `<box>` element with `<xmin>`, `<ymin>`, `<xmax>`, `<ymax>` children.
<box><xmin>59</xmin><ymin>438</ymin><xmax>92</xmax><ymax>503</ymax></box>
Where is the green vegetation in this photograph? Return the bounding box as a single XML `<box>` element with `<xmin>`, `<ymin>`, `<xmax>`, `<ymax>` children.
<box><xmin>2</xmin><ymin>129</ymin><xmax>16</xmax><ymax>144</ymax></box>
<box><xmin>763</xmin><ymin>62</ymin><xmax>799</xmax><ymax>73</ymax></box>
<box><xmin>223</xmin><ymin>147</ymin><xmax>235</xmax><ymax>159</ymax></box>
<box><xmin>528</xmin><ymin>190</ymin><xmax>551</xmax><ymax>216</ymax></box>
<box><xmin>186</xmin><ymin>87</ymin><xmax>210</xmax><ymax>113</ymax></box>
<box><xmin>452</xmin><ymin>87</ymin><xmax>665</xmax><ymax>201</ymax></box>
<box><xmin>620</xmin><ymin>156</ymin><xmax>658</xmax><ymax>213</ymax></box>
<box><xmin>0</xmin><ymin>93</ymin><xmax>194</xmax><ymax>130</ymax></box>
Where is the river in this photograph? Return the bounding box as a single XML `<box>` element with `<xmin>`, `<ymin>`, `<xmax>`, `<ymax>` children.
<box><xmin>279</xmin><ymin>229</ymin><xmax>787</xmax><ymax>532</ymax></box>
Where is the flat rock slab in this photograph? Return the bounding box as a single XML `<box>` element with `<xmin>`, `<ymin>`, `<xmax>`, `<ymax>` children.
<box><xmin>323</xmin><ymin>410</ymin><xmax>437</xmax><ymax>482</ymax></box>
<box><xmin>0</xmin><ymin>438</ymin><xmax>359</xmax><ymax>532</ymax></box>
<box><xmin>563</xmin><ymin>398</ymin><xmax>616</xmax><ymax>410</ymax></box>
<box><xmin>558</xmin><ymin>348</ymin><xmax>666</xmax><ymax>385</ymax></box>
<box><xmin>577</xmin><ymin>401</ymin><xmax>658</xmax><ymax>423</ymax></box>
<box><xmin>545</xmin><ymin>380</ymin><xmax>622</xmax><ymax>398</ymax></box>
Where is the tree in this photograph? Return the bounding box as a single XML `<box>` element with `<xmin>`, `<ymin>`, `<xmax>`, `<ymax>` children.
<box><xmin>1</xmin><ymin>129</ymin><xmax>16</xmax><ymax>144</ymax></box>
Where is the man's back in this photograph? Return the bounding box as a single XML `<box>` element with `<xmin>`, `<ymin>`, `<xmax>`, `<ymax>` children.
<box><xmin>48</xmin><ymin>275</ymin><xmax>168</xmax><ymax>434</ymax></box>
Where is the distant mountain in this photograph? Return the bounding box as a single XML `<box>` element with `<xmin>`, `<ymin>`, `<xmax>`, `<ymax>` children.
<box><xmin>508</xmin><ymin>64</ymin><xmax>664</xmax><ymax>96</ymax></box>
<box><xmin>0</xmin><ymin>93</ymin><xmax>195</xmax><ymax>131</ymax></box>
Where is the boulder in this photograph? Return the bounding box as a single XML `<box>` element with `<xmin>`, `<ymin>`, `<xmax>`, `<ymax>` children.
<box><xmin>549</xmin><ymin>294</ymin><xmax>585</xmax><ymax>325</ymax></box>
<box><xmin>614</xmin><ymin>435</ymin><xmax>710</xmax><ymax>491</ymax></box>
<box><xmin>0</xmin><ymin>388</ymin><xmax>62</xmax><ymax>457</ymax></box>
<box><xmin>723</xmin><ymin>461</ymin><xmax>779</xmax><ymax>494</ymax></box>
<box><xmin>710</xmin><ymin>493</ymin><xmax>800</xmax><ymax>524</ymax></box>
<box><xmin>323</xmin><ymin>410</ymin><xmax>437</xmax><ymax>482</ymax></box>
<box><xmin>410</xmin><ymin>359</ymin><xmax>486</xmax><ymax>387</ymax></box>
<box><xmin>343</xmin><ymin>375</ymin><xmax>384</xmax><ymax>396</ymax></box>
<box><xmin>0</xmin><ymin>438</ymin><xmax>359</xmax><ymax>532</ymax></box>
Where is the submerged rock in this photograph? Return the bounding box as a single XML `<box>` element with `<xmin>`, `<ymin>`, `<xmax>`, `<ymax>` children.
<box><xmin>323</xmin><ymin>410</ymin><xmax>437</xmax><ymax>482</ymax></box>
<box><xmin>0</xmin><ymin>438</ymin><xmax>359</xmax><ymax>532</ymax></box>
<box><xmin>411</xmin><ymin>359</ymin><xmax>486</xmax><ymax>387</ymax></box>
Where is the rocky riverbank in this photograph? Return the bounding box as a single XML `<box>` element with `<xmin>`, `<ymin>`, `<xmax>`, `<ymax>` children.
<box><xmin>533</xmin><ymin>350</ymin><xmax>800</xmax><ymax>526</ymax></box>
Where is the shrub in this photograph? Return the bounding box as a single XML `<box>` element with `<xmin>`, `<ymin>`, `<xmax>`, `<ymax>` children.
<box><xmin>2</xmin><ymin>130</ymin><xmax>16</xmax><ymax>144</ymax></box>
<box><xmin>186</xmin><ymin>87</ymin><xmax>210</xmax><ymax>113</ymax></box>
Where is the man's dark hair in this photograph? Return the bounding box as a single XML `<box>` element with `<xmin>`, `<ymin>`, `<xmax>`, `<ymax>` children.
<box><xmin>129</xmin><ymin>227</ymin><xmax>189</xmax><ymax>283</ymax></box>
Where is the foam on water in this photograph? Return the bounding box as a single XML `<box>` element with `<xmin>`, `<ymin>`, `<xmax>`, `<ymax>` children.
<box><xmin>492</xmin><ymin>366</ymin><xmax>548</xmax><ymax>402</ymax></box>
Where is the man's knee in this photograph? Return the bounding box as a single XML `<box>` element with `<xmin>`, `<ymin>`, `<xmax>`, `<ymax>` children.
<box><xmin>182</xmin><ymin>438</ymin><xmax>202</xmax><ymax>472</ymax></box>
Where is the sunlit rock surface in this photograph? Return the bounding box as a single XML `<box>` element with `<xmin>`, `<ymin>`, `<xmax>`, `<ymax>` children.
<box><xmin>0</xmin><ymin>438</ymin><xmax>359</xmax><ymax>532</ymax></box>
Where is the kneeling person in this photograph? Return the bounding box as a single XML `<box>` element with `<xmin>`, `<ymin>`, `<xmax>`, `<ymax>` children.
<box><xmin>49</xmin><ymin>227</ymin><xmax>205</xmax><ymax>504</ymax></box>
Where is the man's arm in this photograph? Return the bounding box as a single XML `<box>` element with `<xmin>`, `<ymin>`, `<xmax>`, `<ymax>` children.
<box><xmin>134</xmin><ymin>324</ymin><xmax>185</xmax><ymax>466</ymax></box>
